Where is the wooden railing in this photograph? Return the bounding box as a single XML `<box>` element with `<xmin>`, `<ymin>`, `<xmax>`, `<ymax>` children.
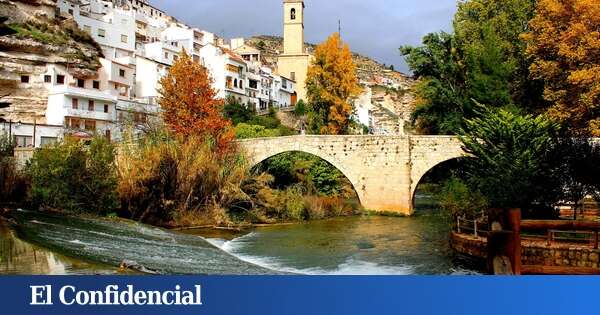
<box><xmin>456</xmin><ymin>217</ymin><xmax>600</xmax><ymax>249</ymax></box>
<box><xmin>520</xmin><ymin>220</ymin><xmax>600</xmax><ymax>249</ymax></box>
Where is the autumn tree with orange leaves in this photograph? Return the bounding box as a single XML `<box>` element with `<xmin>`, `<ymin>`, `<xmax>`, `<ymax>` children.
<box><xmin>523</xmin><ymin>0</ymin><xmax>600</xmax><ymax>136</ymax></box>
<box><xmin>158</xmin><ymin>50</ymin><xmax>233</xmax><ymax>152</ymax></box>
<box><xmin>306</xmin><ymin>33</ymin><xmax>361</xmax><ymax>135</ymax></box>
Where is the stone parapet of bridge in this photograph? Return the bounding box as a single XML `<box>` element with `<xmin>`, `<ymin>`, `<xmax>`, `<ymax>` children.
<box><xmin>238</xmin><ymin>135</ymin><xmax>466</xmax><ymax>216</ymax></box>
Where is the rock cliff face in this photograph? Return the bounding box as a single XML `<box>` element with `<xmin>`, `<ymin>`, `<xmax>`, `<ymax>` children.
<box><xmin>0</xmin><ymin>0</ymin><xmax>103</xmax><ymax>124</ymax></box>
<box><xmin>247</xmin><ymin>35</ymin><xmax>416</xmax><ymax>134</ymax></box>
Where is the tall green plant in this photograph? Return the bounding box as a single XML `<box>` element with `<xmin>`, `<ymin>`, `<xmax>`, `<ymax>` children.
<box><xmin>459</xmin><ymin>106</ymin><xmax>561</xmax><ymax>210</ymax></box>
<box><xmin>27</xmin><ymin>136</ymin><xmax>118</xmax><ymax>214</ymax></box>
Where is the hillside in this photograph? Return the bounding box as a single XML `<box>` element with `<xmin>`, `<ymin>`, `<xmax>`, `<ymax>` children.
<box><xmin>0</xmin><ymin>0</ymin><xmax>104</xmax><ymax>124</ymax></box>
<box><xmin>246</xmin><ymin>35</ymin><xmax>417</xmax><ymax>134</ymax></box>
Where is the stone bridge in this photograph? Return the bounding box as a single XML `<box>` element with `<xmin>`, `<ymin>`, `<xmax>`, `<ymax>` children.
<box><xmin>238</xmin><ymin>135</ymin><xmax>466</xmax><ymax>216</ymax></box>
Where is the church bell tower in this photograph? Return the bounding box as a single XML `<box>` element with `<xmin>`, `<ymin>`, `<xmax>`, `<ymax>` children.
<box><xmin>283</xmin><ymin>0</ymin><xmax>305</xmax><ymax>54</ymax></box>
<box><xmin>278</xmin><ymin>0</ymin><xmax>311</xmax><ymax>102</ymax></box>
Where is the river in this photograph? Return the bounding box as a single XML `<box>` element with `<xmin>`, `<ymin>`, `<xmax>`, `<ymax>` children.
<box><xmin>0</xmin><ymin>195</ymin><xmax>484</xmax><ymax>275</ymax></box>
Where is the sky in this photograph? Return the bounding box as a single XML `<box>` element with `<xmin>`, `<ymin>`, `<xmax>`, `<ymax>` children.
<box><xmin>150</xmin><ymin>0</ymin><xmax>458</xmax><ymax>74</ymax></box>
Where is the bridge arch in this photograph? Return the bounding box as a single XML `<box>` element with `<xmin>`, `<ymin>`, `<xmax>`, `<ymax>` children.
<box><xmin>410</xmin><ymin>157</ymin><xmax>469</xmax><ymax>210</ymax></box>
<box><xmin>239</xmin><ymin>137</ymin><xmax>363</xmax><ymax>204</ymax></box>
<box><xmin>245</xmin><ymin>150</ymin><xmax>362</xmax><ymax>204</ymax></box>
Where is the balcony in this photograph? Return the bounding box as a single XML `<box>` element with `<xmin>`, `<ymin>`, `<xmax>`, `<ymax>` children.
<box><xmin>50</xmin><ymin>85</ymin><xmax>117</xmax><ymax>103</ymax></box>
<box><xmin>117</xmin><ymin>99</ymin><xmax>160</xmax><ymax>115</ymax></box>
<box><xmin>66</xmin><ymin>108</ymin><xmax>114</xmax><ymax>122</ymax></box>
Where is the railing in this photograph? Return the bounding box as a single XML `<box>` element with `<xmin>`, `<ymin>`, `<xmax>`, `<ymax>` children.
<box><xmin>520</xmin><ymin>220</ymin><xmax>600</xmax><ymax>249</ymax></box>
<box><xmin>456</xmin><ymin>215</ymin><xmax>489</xmax><ymax>238</ymax></box>
<box><xmin>456</xmin><ymin>216</ymin><xmax>600</xmax><ymax>249</ymax></box>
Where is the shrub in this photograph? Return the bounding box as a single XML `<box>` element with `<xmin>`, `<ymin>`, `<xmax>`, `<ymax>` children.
<box><xmin>116</xmin><ymin>133</ymin><xmax>249</xmax><ymax>226</ymax></box>
<box><xmin>294</xmin><ymin>100</ymin><xmax>307</xmax><ymax>116</ymax></box>
<box><xmin>27</xmin><ymin>136</ymin><xmax>118</xmax><ymax>214</ymax></box>
<box><xmin>436</xmin><ymin>176</ymin><xmax>488</xmax><ymax>219</ymax></box>
<box><xmin>223</xmin><ymin>98</ymin><xmax>254</xmax><ymax>125</ymax></box>
<box><xmin>234</xmin><ymin>123</ymin><xmax>281</xmax><ymax>139</ymax></box>
<box><xmin>0</xmin><ymin>134</ymin><xmax>29</xmax><ymax>204</ymax></box>
<box><xmin>278</xmin><ymin>186</ymin><xmax>305</xmax><ymax>220</ymax></box>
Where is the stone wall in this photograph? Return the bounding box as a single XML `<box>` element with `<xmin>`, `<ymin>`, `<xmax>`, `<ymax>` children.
<box><xmin>451</xmin><ymin>232</ymin><xmax>600</xmax><ymax>270</ymax></box>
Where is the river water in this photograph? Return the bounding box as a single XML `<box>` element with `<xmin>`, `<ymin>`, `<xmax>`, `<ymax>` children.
<box><xmin>0</xmin><ymin>195</ymin><xmax>484</xmax><ymax>275</ymax></box>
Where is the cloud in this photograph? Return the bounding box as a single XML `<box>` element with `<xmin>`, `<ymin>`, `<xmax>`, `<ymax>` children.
<box><xmin>150</xmin><ymin>0</ymin><xmax>457</xmax><ymax>73</ymax></box>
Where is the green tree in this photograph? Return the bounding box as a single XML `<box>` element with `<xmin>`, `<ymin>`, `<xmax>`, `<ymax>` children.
<box><xmin>454</xmin><ymin>0</ymin><xmax>542</xmax><ymax>109</ymax></box>
<box><xmin>459</xmin><ymin>106</ymin><xmax>561</xmax><ymax>211</ymax></box>
<box><xmin>27</xmin><ymin>136</ymin><xmax>118</xmax><ymax>214</ymax></box>
<box><xmin>401</xmin><ymin>0</ymin><xmax>543</xmax><ymax>134</ymax></box>
<box><xmin>552</xmin><ymin>137</ymin><xmax>600</xmax><ymax>219</ymax></box>
<box><xmin>400</xmin><ymin>32</ymin><xmax>468</xmax><ymax>134</ymax></box>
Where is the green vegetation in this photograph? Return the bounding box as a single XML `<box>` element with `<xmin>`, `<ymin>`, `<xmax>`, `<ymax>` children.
<box><xmin>459</xmin><ymin>106</ymin><xmax>560</xmax><ymax>212</ymax></box>
<box><xmin>294</xmin><ymin>99</ymin><xmax>307</xmax><ymax>117</ymax></box>
<box><xmin>27</xmin><ymin>136</ymin><xmax>118</xmax><ymax>214</ymax></box>
<box><xmin>7</xmin><ymin>21</ymin><xmax>101</xmax><ymax>52</ymax></box>
<box><xmin>0</xmin><ymin>134</ymin><xmax>28</xmax><ymax>205</ymax></box>
<box><xmin>243</xmin><ymin>152</ymin><xmax>362</xmax><ymax>222</ymax></box>
<box><xmin>437</xmin><ymin>176</ymin><xmax>488</xmax><ymax>219</ymax></box>
<box><xmin>223</xmin><ymin>97</ymin><xmax>295</xmax><ymax>139</ymax></box>
<box><xmin>116</xmin><ymin>131</ymin><xmax>248</xmax><ymax>226</ymax></box>
<box><xmin>400</xmin><ymin>0</ymin><xmax>542</xmax><ymax>134</ymax></box>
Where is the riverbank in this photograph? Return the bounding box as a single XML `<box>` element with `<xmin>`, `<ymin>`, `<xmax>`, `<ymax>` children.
<box><xmin>450</xmin><ymin>232</ymin><xmax>600</xmax><ymax>274</ymax></box>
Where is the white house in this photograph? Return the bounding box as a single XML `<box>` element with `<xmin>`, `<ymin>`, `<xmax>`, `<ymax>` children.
<box><xmin>200</xmin><ymin>44</ymin><xmax>250</xmax><ymax>105</ymax></box>
<box><xmin>45</xmin><ymin>63</ymin><xmax>118</xmax><ymax>140</ymax></box>
<box><xmin>57</xmin><ymin>0</ymin><xmax>136</xmax><ymax>60</ymax></box>
<box><xmin>134</xmin><ymin>56</ymin><xmax>169</xmax><ymax>104</ymax></box>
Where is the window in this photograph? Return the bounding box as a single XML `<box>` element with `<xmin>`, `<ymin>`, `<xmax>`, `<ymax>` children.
<box><xmin>173</xmin><ymin>55</ymin><xmax>178</xmax><ymax>61</ymax></box>
<box><xmin>88</xmin><ymin>100</ymin><xmax>94</xmax><ymax>111</ymax></box>
<box><xmin>57</xmin><ymin>75</ymin><xmax>65</xmax><ymax>84</ymax></box>
<box><xmin>291</xmin><ymin>8</ymin><xmax>296</xmax><ymax>20</ymax></box>
<box><xmin>83</xmin><ymin>25</ymin><xmax>91</xmax><ymax>33</ymax></box>
<box><xmin>290</xmin><ymin>72</ymin><xmax>296</xmax><ymax>81</ymax></box>
<box><xmin>119</xmin><ymin>69</ymin><xmax>125</xmax><ymax>77</ymax></box>
<box><xmin>98</xmin><ymin>28</ymin><xmax>106</xmax><ymax>38</ymax></box>
<box><xmin>121</xmin><ymin>34</ymin><xmax>128</xmax><ymax>43</ymax></box>
<box><xmin>77</xmin><ymin>79</ymin><xmax>85</xmax><ymax>88</ymax></box>
<box><xmin>234</xmin><ymin>78</ymin><xmax>238</xmax><ymax>88</ymax></box>
<box><xmin>164</xmin><ymin>52</ymin><xmax>169</xmax><ymax>59</ymax></box>
<box><xmin>105</xmin><ymin>130</ymin><xmax>111</xmax><ymax>142</ymax></box>
<box><xmin>93</xmin><ymin>80</ymin><xmax>100</xmax><ymax>89</ymax></box>
<box><xmin>44</xmin><ymin>75</ymin><xmax>51</xmax><ymax>83</ymax></box>
<box><xmin>20</xmin><ymin>75</ymin><xmax>29</xmax><ymax>83</ymax></box>
<box><xmin>40</xmin><ymin>137</ymin><xmax>57</xmax><ymax>147</ymax></box>
<box><xmin>84</xmin><ymin>120</ymin><xmax>96</xmax><ymax>131</ymax></box>
<box><xmin>72</xmin><ymin>98</ymin><xmax>78</xmax><ymax>110</ymax></box>
<box><xmin>68</xmin><ymin>8</ymin><xmax>73</xmax><ymax>15</ymax></box>
<box><xmin>104</xmin><ymin>104</ymin><xmax>109</xmax><ymax>113</ymax></box>
<box><xmin>14</xmin><ymin>135</ymin><xmax>33</xmax><ymax>148</ymax></box>
<box><xmin>67</xmin><ymin>118</ymin><xmax>79</xmax><ymax>129</ymax></box>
